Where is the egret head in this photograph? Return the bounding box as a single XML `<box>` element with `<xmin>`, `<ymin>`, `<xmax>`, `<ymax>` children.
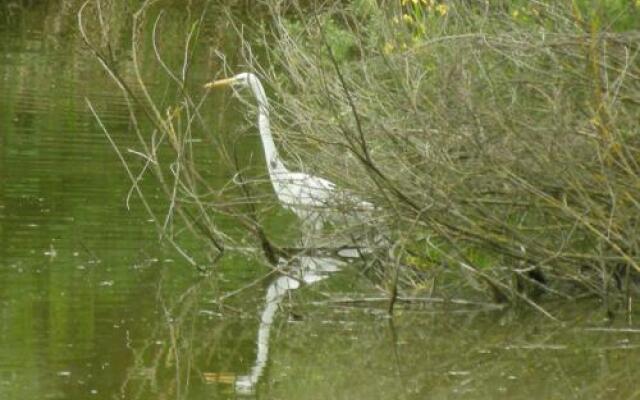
<box><xmin>204</xmin><ymin>72</ymin><xmax>255</xmax><ymax>90</ymax></box>
<box><xmin>205</xmin><ymin>72</ymin><xmax>267</xmax><ymax>107</ymax></box>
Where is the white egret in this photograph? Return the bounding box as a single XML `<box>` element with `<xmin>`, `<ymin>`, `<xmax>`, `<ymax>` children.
<box><xmin>204</xmin><ymin>72</ymin><xmax>372</xmax><ymax>226</ymax></box>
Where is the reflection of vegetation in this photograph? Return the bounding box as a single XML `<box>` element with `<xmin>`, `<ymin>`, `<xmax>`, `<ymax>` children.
<box><xmin>264</xmin><ymin>303</ymin><xmax>640</xmax><ymax>399</ymax></box>
<box><xmin>121</xmin><ymin>283</ymin><xmax>640</xmax><ymax>400</ymax></box>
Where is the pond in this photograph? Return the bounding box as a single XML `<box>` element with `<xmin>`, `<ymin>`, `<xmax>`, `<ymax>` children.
<box><xmin>1</xmin><ymin>2</ymin><xmax>640</xmax><ymax>399</ymax></box>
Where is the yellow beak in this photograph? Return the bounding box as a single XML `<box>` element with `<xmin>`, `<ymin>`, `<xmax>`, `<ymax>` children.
<box><xmin>203</xmin><ymin>77</ymin><xmax>235</xmax><ymax>89</ymax></box>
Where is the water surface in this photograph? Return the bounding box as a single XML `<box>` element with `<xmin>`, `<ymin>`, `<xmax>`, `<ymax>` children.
<box><xmin>1</xmin><ymin>2</ymin><xmax>640</xmax><ymax>399</ymax></box>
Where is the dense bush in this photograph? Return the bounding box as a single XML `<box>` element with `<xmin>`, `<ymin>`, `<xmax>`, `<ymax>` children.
<box><xmin>241</xmin><ymin>0</ymin><xmax>640</xmax><ymax>310</ymax></box>
<box><xmin>81</xmin><ymin>0</ymin><xmax>640</xmax><ymax>314</ymax></box>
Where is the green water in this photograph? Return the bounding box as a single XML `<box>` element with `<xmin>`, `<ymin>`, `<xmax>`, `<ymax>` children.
<box><xmin>1</xmin><ymin>2</ymin><xmax>640</xmax><ymax>399</ymax></box>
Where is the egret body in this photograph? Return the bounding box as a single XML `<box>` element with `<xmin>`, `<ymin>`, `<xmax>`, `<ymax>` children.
<box><xmin>205</xmin><ymin>72</ymin><xmax>371</xmax><ymax>225</ymax></box>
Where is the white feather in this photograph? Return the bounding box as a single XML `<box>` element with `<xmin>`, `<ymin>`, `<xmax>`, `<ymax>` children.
<box><xmin>222</xmin><ymin>72</ymin><xmax>372</xmax><ymax>223</ymax></box>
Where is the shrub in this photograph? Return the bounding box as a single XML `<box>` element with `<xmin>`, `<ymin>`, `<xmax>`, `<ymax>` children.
<box><xmin>240</xmin><ymin>0</ymin><xmax>640</xmax><ymax>310</ymax></box>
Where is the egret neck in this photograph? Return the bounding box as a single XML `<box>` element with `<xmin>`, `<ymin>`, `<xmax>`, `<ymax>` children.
<box><xmin>247</xmin><ymin>74</ymin><xmax>288</xmax><ymax>178</ymax></box>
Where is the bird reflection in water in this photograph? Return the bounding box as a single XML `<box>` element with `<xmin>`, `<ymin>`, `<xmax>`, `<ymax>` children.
<box><xmin>234</xmin><ymin>255</ymin><xmax>344</xmax><ymax>395</ymax></box>
<box><xmin>202</xmin><ymin>255</ymin><xmax>345</xmax><ymax>394</ymax></box>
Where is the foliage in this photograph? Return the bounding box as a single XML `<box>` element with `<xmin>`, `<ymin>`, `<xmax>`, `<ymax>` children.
<box><xmin>80</xmin><ymin>0</ymin><xmax>640</xmax><ymax>316</ymax></box>
<box><xmin>241</xmin><ymin>0</ymin><xmax>640</xmax><ymax>313</ymax></box>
